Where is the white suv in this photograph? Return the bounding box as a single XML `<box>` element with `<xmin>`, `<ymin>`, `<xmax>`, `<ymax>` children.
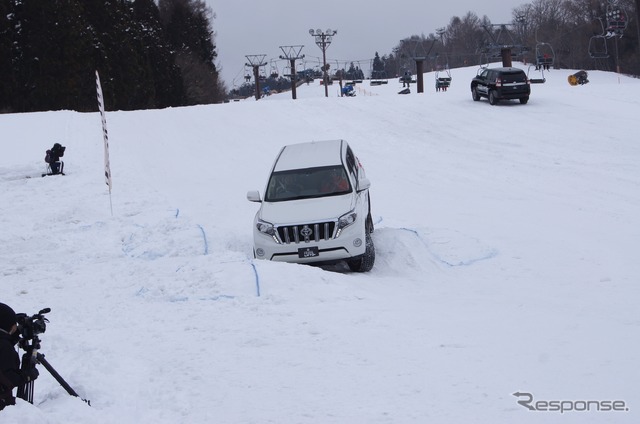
<box><xmin>247</xmin><ymin>139</ymin><xmax>375</xmax><ymax>272</ymax></box>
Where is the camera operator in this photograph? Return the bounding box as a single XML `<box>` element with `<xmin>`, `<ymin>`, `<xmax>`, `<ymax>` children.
<box><xmin>45</xmin><ymin>142</ymin><xmax>65</xmax><ymax>175</ymax></box>
<box><xmin>0</xmin><ymin>303</ymin><xmax>39</xmax><ymax>411</ymax></box>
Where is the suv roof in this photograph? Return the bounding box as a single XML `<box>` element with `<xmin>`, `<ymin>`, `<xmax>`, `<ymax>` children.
<box><xmin>273</xmin><ymin>139</ymin><xmax>345</xmax><ymax>171</ymax></box>
<box><xmin>489</xmin><ymin>67</ymin><xmax>525</xmax><ymax>73</ymax></box>
<box><xmin>478</xmin><ymin>67</ymin><xmax>526</xmax><ymax>76</ymax></box>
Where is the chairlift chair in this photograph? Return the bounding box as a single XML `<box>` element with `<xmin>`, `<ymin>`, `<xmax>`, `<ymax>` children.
<box><xmin>527</xmin><ymin>64</ymin><xmax>546</xmax><ymax>84</ymax></box>
<box><xmin>525</xmin><ymin>34</ymin><xmax>553</xmax><ymax>84</ymax></box>
<box><xmin>269</xmin><ymin>61</ymin><xmax>279</xmax><ymax>79</ymax></box>
<box><xmin>370</xmin><ymin>70</ymin><xmax>388</xmax><ymax>85</ymax></box>
<box><xmin>534</xmin><ymin>41</ymin><xmax>555</xmax><ymax>71</ymax></box>
<box><xmin>589</xmin><ymin>17</ymin><xmax>610</xmax><ymax>59</ymax></box>
<box><xmin>589</xmin><ymin>36</ymin><xmax>609</xmax><ymax>59</ymax></box>
<box><xmin>478</xmin><ymin>51</ymin><xmax>492</xmax><ymax>70</ymax></box>
<box><xmin>258</xmin><ymin>66</ymin><xmax>267</xmax><ymax>82</ymax></box>
<box><xmin>435</xmin><ymin>68</ymin><xmax>451</xmax><ymax>92</ymax></box>
<box><xmin>282</xmin><ymin>64</ymin><xmax>293</xmax><ymax>78</ymax></box>
<box><xmin>605</xmin><ymin>4</ymin><xmax>628</xmax><ymax>37</ymax></box>
<box><xmin>398</xmin><ymin>64</ymin><xmax>415</xmax><ymax>85</ymax></box>
<box><xmin>369</xmin><ymin>58</ymin><xmax>388</xmax><ymax>85</ymax></box>
<box><xmin>355</xmin><ymin>61</ymin><xmax>365</xmax><ymax>84</ymax></box>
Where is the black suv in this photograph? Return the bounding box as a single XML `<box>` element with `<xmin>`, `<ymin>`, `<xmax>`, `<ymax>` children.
<box><xmin>471</xmin><ymin>67</ymin><xmax>530</xmax><ymax>105</ymax></box>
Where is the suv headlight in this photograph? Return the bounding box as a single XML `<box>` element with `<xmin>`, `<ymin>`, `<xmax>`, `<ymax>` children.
<box><xmin>336</xmin><ymin>211</ymin><xmax>357</xmax><ymax>237</ymax></box>
<box><xmin>256</xmin><ymin>219</ymin><xmax>280</xmax><ymax>243</ymax></box>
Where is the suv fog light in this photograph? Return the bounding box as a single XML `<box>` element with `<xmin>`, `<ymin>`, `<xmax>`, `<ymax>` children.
<box><xmin>353</xmin><ymin>238</ymin><xmax>362</xmax><ymax>247</ymax></box>
<box><xmin>256</xmin><ymin>248</ymin><xmax>265</xmax><ymax>257</ymax></box>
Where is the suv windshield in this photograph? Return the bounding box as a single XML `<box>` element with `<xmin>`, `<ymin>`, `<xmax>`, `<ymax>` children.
<box><xmin>265</xmin><ymin>166</ymin><xmax>351</xmax><ymax>202</ymax></box>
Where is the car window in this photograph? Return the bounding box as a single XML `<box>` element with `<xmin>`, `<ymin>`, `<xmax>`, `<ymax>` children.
<box><xmin>265</xmin><ymin>166</ymin><xmax>352</xmax><ymax>202</ymax></box>
<box><xmin>502</xmin><ymin>72</ymin><xmax>527</xmax><ymax>83</ymax></box>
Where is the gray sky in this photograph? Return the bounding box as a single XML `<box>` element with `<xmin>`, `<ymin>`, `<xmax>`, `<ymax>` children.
<box><xmin>206</xmin><ymin>1</ymin><xmax>528</xmax><ymax>87</ymax></box>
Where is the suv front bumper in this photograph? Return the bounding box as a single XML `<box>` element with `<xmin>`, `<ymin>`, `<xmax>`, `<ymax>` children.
<box><xmin>253</xmin><ymin>221</ymin><xmax>366</xmax><ymax>263</ymax></box>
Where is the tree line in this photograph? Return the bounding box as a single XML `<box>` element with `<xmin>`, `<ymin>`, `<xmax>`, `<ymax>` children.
<box><xmin>373</xmin><ymin>0</ymin><xmax>640</xmax><ymax>79</ymax></box>
<box><xmin>0</xmin><ymin>0</ymin><xmax>224</xmax><ymax>113</ymax></box>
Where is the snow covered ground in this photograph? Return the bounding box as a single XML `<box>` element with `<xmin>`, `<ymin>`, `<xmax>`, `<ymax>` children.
<box><xmin>1</xmin><ymin>63</ymin><xmax>639</xmax><ymax>423</ymax></box>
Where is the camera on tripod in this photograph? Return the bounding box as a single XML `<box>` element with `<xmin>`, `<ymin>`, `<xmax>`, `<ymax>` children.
<box><xmin>16</xmin><ymin>307</ymin><xmax>50</xmax><ymax>344</ymax></box>
<box><xmin>15</xmin><ymin>307</ymin><xmax>90</xmax><ymax>406</ymax></box>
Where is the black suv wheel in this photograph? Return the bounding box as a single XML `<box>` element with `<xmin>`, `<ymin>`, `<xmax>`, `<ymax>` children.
<box><xmin>471</xmin><ymin>86</ymin><xmax>480</xmax><ymax>101</ymax></box>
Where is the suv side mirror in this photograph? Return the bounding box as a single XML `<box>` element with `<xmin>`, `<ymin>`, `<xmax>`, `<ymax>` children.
<box><xmin>247</xmin><ymin>190</ymin><xmax>262</xmax><ymax>202</ymax></box>
<box><xmin>357</xmin><ymin>178</ymin><xmax>371</xmax><ymax>192</ymax></box>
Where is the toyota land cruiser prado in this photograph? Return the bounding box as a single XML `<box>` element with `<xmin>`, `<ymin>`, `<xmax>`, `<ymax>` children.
<box><xmin>247</xmin><ymin>139</ymin><xmax>375</xmax><ymax>272</ymax></box>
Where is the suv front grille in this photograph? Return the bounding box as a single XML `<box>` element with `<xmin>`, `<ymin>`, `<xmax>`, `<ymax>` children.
<box><xmin>277</xmin><ymin>221</ymin><xmax>336</xmax><ymax>244</ymax></box>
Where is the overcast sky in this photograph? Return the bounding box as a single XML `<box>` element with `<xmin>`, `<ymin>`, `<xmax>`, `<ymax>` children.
<box><xmin>205</xmin><ymin>0</ymin><xmax>528</xmax><ymax>87</ymax></box>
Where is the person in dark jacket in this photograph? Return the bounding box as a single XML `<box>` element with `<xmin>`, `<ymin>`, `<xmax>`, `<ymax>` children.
<box><xmin>45</xmin><ymin>143</ymin><xmax>65</xmax><ymax>175</ymax></box>
<box><xmin>0</xmin><ymin>303</ymin><xmax>39</xmax><ymax>410</ymax></box>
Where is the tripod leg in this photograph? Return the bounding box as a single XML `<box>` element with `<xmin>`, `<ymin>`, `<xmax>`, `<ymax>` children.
<box><xmin>36</xmin><ymin>353</ymin><xmax>80</xmax><ymax>398</ymax></box>
<box><xmin>16</xmin><ymin>380</ymin><xmax>34</xmax><ymax>403</ymax></box>
<box><xmin>17</xmin><ymin>351</ymin><xmax>35</xmax><ymax>403</ymax></box>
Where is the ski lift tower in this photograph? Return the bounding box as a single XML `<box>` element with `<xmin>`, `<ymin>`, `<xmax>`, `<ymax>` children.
<box><xmin>481</xmin><ymin>23</ymin><xmax>528</xmax><ymax>67</ymax></box>
<box><xmin>309</xmin><ymin>28</ymin><xmax>337</xmax><ymax>97</ymax></box>
<box><xmin>245</xmin><ymin>54</ymin><xmax>267</xmax><ymax>100</ymax></box>
<box><xmin>401</xmin><ymin>37</ymin><xmax>436</xmax><ymax>93</ymax></box>
<box><xmin>408</xmin><ymin>37</ymin><xmax>435</xmax><ymax>93</ymax></box>
<box><xmin>279</xmin><ymin>45</ymin><xmax>305</xmax><ymax>100</ymax></box>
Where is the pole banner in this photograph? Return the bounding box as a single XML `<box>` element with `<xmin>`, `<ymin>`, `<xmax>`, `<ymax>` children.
<box><xmin>95</xmin><ymin>70</ymin><xmax>112</xmax><ymax>193</ymax></box>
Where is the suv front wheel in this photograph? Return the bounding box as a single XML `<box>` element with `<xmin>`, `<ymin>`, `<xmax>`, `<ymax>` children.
<box><xmin>471</xmin><ymin>86</ymin><xmax>480</xmax><ymax>101</ymax></box>
<box><xmin>347</xmin><ymin>218</ymin><xmax>375</xmax><ymax>272</ymax></box>
<box><xmin>519</xmin><ymin>96</ymin><xmax>529</xmax><ymax>104</ymax></box>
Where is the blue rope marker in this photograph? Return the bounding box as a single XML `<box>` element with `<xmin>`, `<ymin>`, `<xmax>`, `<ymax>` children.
<box><xmin>170</xmin><ymin>295</ymin><xmax>235</xmax><ymax>302</ymax></box>
<box><xmin>197</xmin><ymin>225</ymin><xmax>208</xmax><ymax>255</ymax></box>
<box><xmin>251</xmin><ymin>262</ymin><xmax>261</xmax><ymax>297</ymax></box>
<box><xmin>135</xmin><ymin>287</ymin><xmax>149</xmax><ymax>296</ymax></box>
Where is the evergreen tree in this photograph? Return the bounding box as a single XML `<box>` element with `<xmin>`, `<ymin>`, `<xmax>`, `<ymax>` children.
<box><xmin>132</xmin><ymin>0</ymin><xmax>185</xmax><ymax>108</ymax></box>
<box><xmin>0</xmin><ymin>2</ymin><xmax>12</xmax><ymax>111</ymax></box>
<box><xmin>85</xmin><ymin>0</ymin><xmax>151</xmax><ymax>110</ymax></box>
<box><xmin>372</xmin><ymin>52</ymin><xmax>385</xmax><ymax>79</ymax></box>
<box><xmin>158</xmin><ymin>0</ymin><xmax>222</xmax><ymax>104</ymax></box>
<box><xmin>9</xmin><ymin>0</ymin><xmax>94</xmax><ymax>112</ymax></box>
<box><xmin>83</xmin><ymin>0</ymin><xmax>186</xmax><ymax>110</ymax></box>
<box><xmin>0</xmin><ymin>0</ymin><xmax>199</xmax><ymax>112</ymax></box>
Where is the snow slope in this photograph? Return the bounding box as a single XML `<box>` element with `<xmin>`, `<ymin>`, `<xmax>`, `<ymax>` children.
<box><xmin>1</xmin><ymin>64</ymin><xmax>639</xmax><ymax>423</ymax></box>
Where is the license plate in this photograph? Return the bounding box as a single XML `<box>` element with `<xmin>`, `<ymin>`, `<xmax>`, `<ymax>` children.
<box><xmin>298</xmin><ymin>247</ymin><xmax>319</xmax><ymax>258</ymax></box>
